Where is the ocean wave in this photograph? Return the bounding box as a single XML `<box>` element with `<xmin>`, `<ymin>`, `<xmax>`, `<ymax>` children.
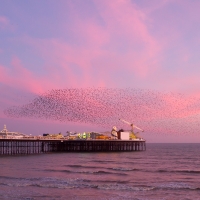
<box><xmin>42</xmin><ymin>168</ymin><xmax>127</xmax><ymax>176</ymax></box>
<box><xmin>0</xmin><ymin>175</ymin><xmax>19</xmax><ymax>180</ymax></box>
<box><xmin>155</xmin><ymin>182</ymin><xmax>200</xmax><ymax>191</ymax></box>
<box><xmin>96</xmin><ymin>184</ymin><xmax>156</xmax><ymax>191</ymax></box>
<box><xmin>0</xmin><ymin>176</ymin><xmax>148</xmax><ymax>191</ymax></box>
<box><xmin>99</xmin><ymin>182</ymin><xmax>200</xmax><ymax>192</ymax></box>
<box><xmin>1</xmin><ymin>177</ymin><xmax>200</xmax><ymax>192</ymax></box>
<box><xmin>92</xmin><ymin>170</ymin><xmax>126</xmax><ymax>175</ymax></box>
<box><xmin>0</xmin><ymin>177</ymin><xmax>93</xmax><ymax>189</ymax></box>
<box><xmin>65</xmin><ymin>164</ymin><xmax>82</xmax><ymax>168</ymax></box>
<box><xmin>0</xmin><ymin>178</ymin><xmax>155</xmax><ymax>191</ymax></box>
<box><xmin>92</xmin><ymin>160</ymin><xmax>115</xmax><ymax>163</ymax></box>
<box><xmin>157</xmin><ymin>169</ymin><xmax>200</xmax><ymax>174</ymax></box>
<box><xmin>45</xmin><ymin>167</ymin><xmax>200</xmax><ymax>176</ymax></box>
<box><xmin>65</xmin><ymin>164</ymin><xmax>100</xmax><ymax>169</ymax></box>
<box><xmin>0</xmin><ymin>176</ymin><xmax>42</xmax><ymax>182</ymax></box>
<box><xmin>63</xmin><ymin>165</ymin><xmax>137</xmax><ymax>172</ymax></box>
<box><xmin>108</xmin><ymin>167</ymin><xmax>137</xmax><ymax>171</ymax></box>
<box><xmin>45</xmin><ymin>169</ymin><xmax>71</xmax><ymax>173</ymax></box>
<box><xmin>176</xmin><ymin>170</ymin><xmax>200</xmax><ymax>174</ymax></box>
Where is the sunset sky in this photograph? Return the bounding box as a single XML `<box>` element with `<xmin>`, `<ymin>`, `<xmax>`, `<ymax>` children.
<box><xmin>1</xmin><ymin>0</ymin><xmax>200</xmax><ymax>142</ymax></box>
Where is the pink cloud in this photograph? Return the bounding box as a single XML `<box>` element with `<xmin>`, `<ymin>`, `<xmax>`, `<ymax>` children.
<box><xmin>0</xmin><ymin>16</ymin><xmax>9</xmax><ymax>28</ymax></box>
<box><xmin>0</xmin><ymin>16</ymin><xmax>14</xmax><ymax>30</ymax></box>
<box><xmin>94</xmin><ymin>0</ymin><xmax>161</xmax><ymax>75</ymax></box>
<box><xmin>4</xmin><ymin>0</ymin><xmax>198</xmax><ymax>96</ymax></box>
<box><xmin>18</xmin><ymin>0</ymin><xmax>162</xmax><ymax>90</ymax></box>
<box><xmin>0</xmin><ymin>57</ymin><xmax>56</xmax><ymax>94</ymax></box>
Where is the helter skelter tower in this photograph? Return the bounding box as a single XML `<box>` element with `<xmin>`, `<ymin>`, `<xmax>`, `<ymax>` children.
<box><xmin>0</xmin><ymin>125</ymin><xmax>8</xmax><ymax>138</ymax></box>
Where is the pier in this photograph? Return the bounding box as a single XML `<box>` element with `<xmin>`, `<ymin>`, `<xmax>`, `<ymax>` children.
<box><xmin>0</xmin><ymin>139</ymin><xmax>146</xmax><ymax>155</ymax></box>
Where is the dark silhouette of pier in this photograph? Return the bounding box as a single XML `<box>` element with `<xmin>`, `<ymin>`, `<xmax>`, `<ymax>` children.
<box><xmin>0</xmin><ymin>139</ymin><xmax>146</xmax><ymax>155</ymax></box>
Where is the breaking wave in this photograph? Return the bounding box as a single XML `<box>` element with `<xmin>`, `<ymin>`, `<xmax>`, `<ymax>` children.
<box><xmin>0</xmin><ymin>177</ymin><xmax>199</xmax><ymax>192</ymax></box>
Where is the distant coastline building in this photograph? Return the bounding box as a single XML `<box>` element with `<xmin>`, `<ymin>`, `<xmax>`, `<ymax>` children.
<box><xmin>0</xmin><ymin>125</ymin><xmax>27</xmax><ymax>139</ymax></box>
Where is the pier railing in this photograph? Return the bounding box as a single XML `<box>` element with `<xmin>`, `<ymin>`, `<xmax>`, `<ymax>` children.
<box><xmin>0</xmin><ymin>139</ymin><xmax>146</xmax><ymax>155</ymax></box>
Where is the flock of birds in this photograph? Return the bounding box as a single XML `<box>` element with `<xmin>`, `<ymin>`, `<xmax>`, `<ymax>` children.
<box><xmin>4</xmin><ymin>88</ymin><xmax>200</xmax><ymax>135</ymax></box>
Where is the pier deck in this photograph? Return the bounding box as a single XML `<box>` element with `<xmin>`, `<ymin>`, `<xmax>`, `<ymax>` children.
<box><xmin>0</xmin><ymin>139</ymin><xmax>146</xmax><ymax>155</ymax></box>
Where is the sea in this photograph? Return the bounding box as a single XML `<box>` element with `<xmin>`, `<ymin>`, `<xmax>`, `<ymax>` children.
<box><xmin>0</xmin><ymin>143</ymin><xmax>200</xmax><ymax>200</ymax></box>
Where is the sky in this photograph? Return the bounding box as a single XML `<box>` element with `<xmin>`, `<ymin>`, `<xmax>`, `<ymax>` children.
<box><xmin>1</xmin><ymin>0</ymin><xmax>200</xmax><ymax>143</ymax></box>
